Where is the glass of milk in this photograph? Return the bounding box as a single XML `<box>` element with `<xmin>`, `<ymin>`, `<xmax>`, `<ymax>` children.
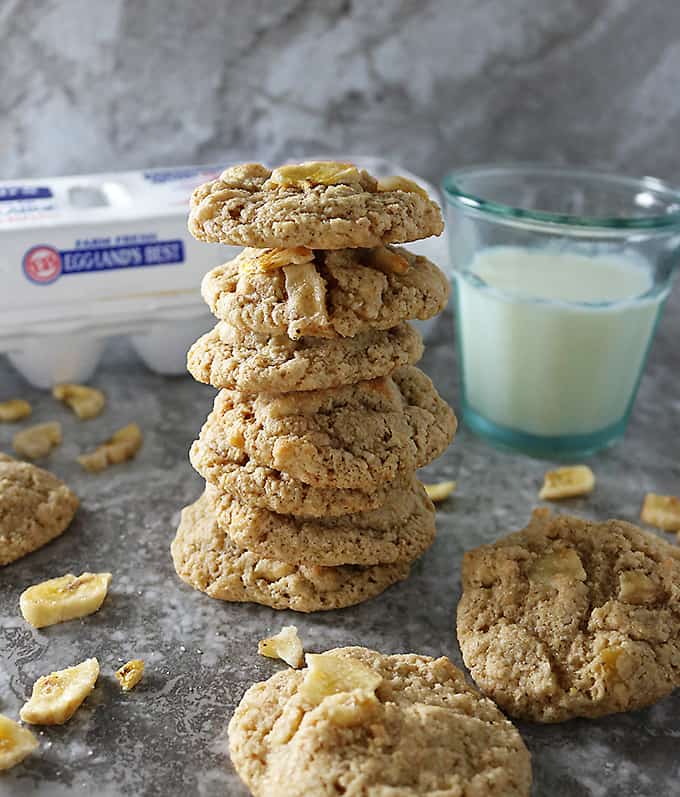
<box><xmin>442</xmin><ymin>164</ymin><xmax>680</xmax><ymax>458</ymax></box>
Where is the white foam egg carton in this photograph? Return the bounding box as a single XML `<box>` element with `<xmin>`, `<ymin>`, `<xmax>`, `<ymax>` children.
<box><xmin>0</xmin><ymin>158</ymin><xmax>447</xmax><ymax>389</ymax></box>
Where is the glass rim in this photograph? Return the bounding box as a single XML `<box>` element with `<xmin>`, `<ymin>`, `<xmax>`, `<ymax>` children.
<box><xmin>442</xmin><ymin>163</ymin><xmax>680</xmax><ymax>230</ymax></box>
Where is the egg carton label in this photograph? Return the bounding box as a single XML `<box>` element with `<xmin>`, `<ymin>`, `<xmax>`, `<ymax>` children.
<box><xmin>0</xmin><ymin>186</ymin><xmax>53</xmax><ymax>202</ymax></box>
<box><xmin>22</xmin><ymin>238</ymin><xmax>185</xmax><ymax>285</ymax></box>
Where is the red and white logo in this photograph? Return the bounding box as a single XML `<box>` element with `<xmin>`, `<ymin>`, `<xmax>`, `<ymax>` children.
<box><xmin>23</xmin><ymin>245</ymin><xmax>62</xmax><ymax>284</ymax></box>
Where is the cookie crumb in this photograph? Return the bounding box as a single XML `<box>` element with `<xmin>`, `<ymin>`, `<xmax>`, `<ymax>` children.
<box><xmin>115</xmin><ymin>659</ymin><xmax>144</xmax><ymax>692</ymax></box>
<box><xmin>20</xmin><ymin>658</ymin><xmax>99</xmax><ymax>725</ymax></box>
<box><xmin>78</xmin><ymin>423</ymin><xmax>142</xmax><ymax>472</ymax></box>
<box><xmin>641</xmin><ymin>493</ymin><xmax>680</xmax><ymax>532</ymax></box>
<box><xmin>20</xmin><ymin>573</ymin><xmax>112</xmax><ymax>628</ymax></box>
<box><xmin>424</xmin><ymin>480</ymin><xmax>457</xmax><ymax>503</ymax></box>
<box><xmin>258</xmin><ymin>626</ymin><xmax>304</xmax><ymax>668</ymax></box>
<box><xmin>53</xmin><ymin>383</ymin><xmax>106</xmax><ymax>420</ymax></box>
<box><xmin>0</xmin><ymin>399</ymin><xmax>32</xmax><ymax>423</ymax></box>
<box><xmin>539</xmin><ymin>465</ymin><xmax>594</xmax><ymax>500</ymax></box>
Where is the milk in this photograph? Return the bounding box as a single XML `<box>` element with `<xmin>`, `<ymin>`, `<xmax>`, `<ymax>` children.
<box><xmin>455</xmin><ymin>246</ymin><xmax>666</xmax><ymax>438</ymax></box>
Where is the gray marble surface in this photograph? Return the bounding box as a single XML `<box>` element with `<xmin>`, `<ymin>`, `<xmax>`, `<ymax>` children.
<box><xmin>0</xmin><ymin>288</ymin><xmax>678</xmax><ymax>796</ymax></box>
<box><xmin>3</xmin><ymin>0</ymin><xmax>680</xmax><ymax>187</ymax></box>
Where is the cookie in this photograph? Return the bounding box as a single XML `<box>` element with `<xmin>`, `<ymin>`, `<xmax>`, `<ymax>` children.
<box><xmin>206</xmin><ymin>365</ymin><xmax>456</xmax><ymax>490</ymax></box>
<box><xmin>201</xmin><ymin>245</ymin><xmax>449</xmax><ymax>339</ymax></box>
<box><xmin>187</xmin><ymin>321</ymin><xmax>423</xmax><ymax>393</ymax></box>
<box><xmin>207</xmin><ymin>477</ymin><xmax>435</xmax><ymax>566</ymax></box>
<box><xmin>457</xmin><ymin>509</ymin><xmax>680</xmax><ymax>722</ymax></box>
<box><xmin>171</xmin><ymin>494</ymin><xmax>410</xmax><ymax>612</ymax></box>
<box><xmin>0</xmin><ymin>456</ymin><xmax>79</xmax><ymax>566</ymax></box>
<box><xmin>228</xmin><ymin>646</ymin><xmax>532</xmax><ymax>797</ymax></box>
<box><xmin>188</xmin><ymin>162</ymin><xmax>444</xmax><ymax>249</ymax></box>
<box><xmin>190</xmin><ymin>431</ymin><xmax>405</xmax><ymax>518</ymax></box>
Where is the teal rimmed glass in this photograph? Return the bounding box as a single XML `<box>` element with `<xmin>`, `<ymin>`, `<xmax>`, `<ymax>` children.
<box><xmin>442</xmin><ymin>164</ymin><xmax>680</xmax><ymax>459</ymax></box>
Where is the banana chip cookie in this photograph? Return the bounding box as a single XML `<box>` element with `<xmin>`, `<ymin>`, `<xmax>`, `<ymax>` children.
<box><xmin>187</xmin><ymin>321</ymin><xmax>423</xmax><ymax>393</ymax></box>
<box><xmin>189</xmin><ymin>161</ymin><xmax>444</xmax><ymax>249</ymax></box>
<box><xmin>457</xmin><ymin>509</ymin><xmax>680</xmax><ymax>722</ymax></box>
<box><xmin>171</xmin><ymin>494</ymin><xmax>411</xmax><ymax>612</ymax></box>
<box><xmin>191</xmin><ymin>431</ymin><xmax>405</xmax><ymax>519</ymax></box>
<box><xmin>0</xmin><ymin>455</ymin><xmax>79</xmax><ymax>566</ymax></box>
<box><xmin>201</xmin><ymin>245</ymin><xmax>449</xmax><ymax>339</ymax></box>
<box><xmin>207</xmin><ymin>366</ymin><xmax>456</xmax><ymax>490</ymax></box>
<box><xmin>228</xmin><ymin>646</ymin><xmax>532</xmax><ymax>797</ymax></box>
<box><xmin>207</xmin><ymin>478</ymin><xmax>435</xmax><ymax>567</ymax></box>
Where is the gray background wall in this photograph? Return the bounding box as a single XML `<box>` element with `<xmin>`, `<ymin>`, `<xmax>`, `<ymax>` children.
<box><xmin>2</xmin><ymin>0</ymin><xmax>679</xmax><ymax>186</ymax></box>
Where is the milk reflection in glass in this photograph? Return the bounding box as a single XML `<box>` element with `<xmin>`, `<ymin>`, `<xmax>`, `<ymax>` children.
<box><xmin>457</xmin><ymin>247</ymin><xmax>665</xmax><ymax>437</ymax></box>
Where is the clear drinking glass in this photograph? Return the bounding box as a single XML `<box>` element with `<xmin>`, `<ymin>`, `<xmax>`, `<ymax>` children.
<box><xmin>442</xmin><ymin>164</ymin><xmax>680</xmax><ymax>458</ymax></box>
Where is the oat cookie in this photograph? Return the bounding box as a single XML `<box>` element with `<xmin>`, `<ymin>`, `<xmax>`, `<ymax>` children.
<box><xmin>171</xmin><ymin>494</ymin><xmax>410</xmax><ymax>612</ymax></box>
<box><xmin>207</xmin><ymin>365</ymin><xmax>456</xmax><ymax>490</ymax></box>
<box><xmin>207</xmin><ymin>477</ymin><xmax>435</xmax><ymax>566</ymax></box>
<box><xmin>201</xmin><ymin>246</ymin><xmax>449</xmax><ymax>339</ymax></box>
<box><xmin>228</xmin><ymin>646</ymin><xmax>532</xmax><ymax>797</ymax></box>
<box><xmin>0</xmin><ymin>457</ymin><xmax>79</xmax><ymax>566</ymax></box>
<box><xmin>190</xmin><ymin>430</ymin><xmax>406</xmax><ymax>518</ymax></box>
<box><xmin>187</xmin><ymin>321</ymin><xmax>423</xmax><ymax>393</ymax></box>
<box><xmin>188</xmin><ymin>162</ymin><xmax>444</xmax><ymax>249</ymax></box>
<box><xmin>457</xmin><ymin>509</ymin><xmax>680</xmax><ymax>722</ymax></box>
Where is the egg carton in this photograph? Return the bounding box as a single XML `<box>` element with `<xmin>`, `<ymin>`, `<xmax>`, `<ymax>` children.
<box><xmin>0</xmin><ymin>158</ymin><xmax>447</xmax><ymax>389</ymax></box>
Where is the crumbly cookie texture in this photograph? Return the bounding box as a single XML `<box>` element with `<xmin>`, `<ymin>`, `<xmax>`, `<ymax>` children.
<box><xmin>207</xmin><ymin>365</ymin><xmax>456</xmax><ymax>490</ymax></box>
<box><xmin>457</xmin><ymin>508</ymin><xmax>680</xmax><ymax>722</ymax></box>
<box><xmin>188</xmin><ymin>162</ymin><xmax>444</xmax><ymax>249</ymax></box>
<box><xmin>187</xmin><ymin>321</ymin><xmax>423</xmax><ymax>393</ymax></box>
<box><xmin>207</xmin><ymin>477</ymin><xmax>435</xmax><ymax>567</ymax></box>
<box><xmin>0</xmin><ymin>458</ymin><xmax>79</xmax><ymax>566</ymax></box>
<box><xmin>191</xmin><ymin>430</ymin><xmax>408</xmax><ymax>519</ymax></box>
<box><xmin>201</xmin><ymin>246</ymin><xmax>449</xmax><ymax>339</ymax></box>
<box><xmin>171</xmin><ymin>494</ymin><xmax>410</xmax><ymax>613</ymax></box>
<box><xmin>228</xmin><ymin>646</ymin><xmax>532</xmax><ymax>797</ymax></box>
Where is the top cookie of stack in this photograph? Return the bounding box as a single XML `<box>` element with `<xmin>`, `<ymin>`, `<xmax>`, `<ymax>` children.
<box><xmin>189</xmin><ymin>161</ymin><xmax>443</xmax><ymax>249</ymax></box>
<box><xmin>173</xmin><ymin>161</ymin><xmax>456</xmax><ymax>613</ymax></box>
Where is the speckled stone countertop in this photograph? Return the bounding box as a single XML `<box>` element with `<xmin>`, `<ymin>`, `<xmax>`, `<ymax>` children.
<box><xmin>0</xmin><ymin>296</ymin><xmax>678</xmax><ymax>797</ymax></box>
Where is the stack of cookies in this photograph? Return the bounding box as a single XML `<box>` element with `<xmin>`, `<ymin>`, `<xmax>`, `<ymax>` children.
<box><xmin>171</xmin><ymin>161</ymin><xmax>457</xmax><ymax>612</ymax></box>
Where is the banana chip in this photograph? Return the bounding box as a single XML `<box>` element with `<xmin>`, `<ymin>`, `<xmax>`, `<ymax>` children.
<box><xmin>0</xmin><ymin>714</ymin><xmax>38</xmax><ymax>770</ymax></box>
<box><xmin>20</xmin><ymin>658</ymin><xmax>99</xmax><ymax>725</ymax></box>
<box><xmin>641</xmin><ymin>493</ymin><xmax>680</xmax><ymax>532</ymax></box>
<box><xmin>20</xmin><ymin>572</ymin><xmax>112</xmax><ymax>628</ymax></box>
<box><xmin>258</xmin><ymin>626</ymin><xmax>304</xmax><ymax>668</ymax></box>
<box><xmin>539</xmin><ymin>466</ymin><xmax>595</xmax><ymax>500</ymax></box>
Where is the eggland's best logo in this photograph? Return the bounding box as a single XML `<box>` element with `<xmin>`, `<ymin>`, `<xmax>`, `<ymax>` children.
<box><xmin>23</xmin><ymin>245</ymin><xmax>62</xmax><ymax>284</ymax></box>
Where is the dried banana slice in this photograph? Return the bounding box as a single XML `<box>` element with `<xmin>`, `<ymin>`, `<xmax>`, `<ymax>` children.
<box><xmin>377</xmin><ymin>175</ymin><xmax>429</xmax><ymax>198</ymax></box>
<box><xmin>20</xmin><ymin>572</ymin><xmax>112</xmax><ymax>629</ymax></box>
<box><xmin>12</xmin><ymin>421</ymin><xmax>62</xmax><ymax>460</ymax></box>
<box><xmin>115</xmin><ymin>659</ymin><xmax>144</xmax><ymax>692</ymax></box>
<box><xmin>268</xmin><ymin>161</ymin><xmax>360</xmax><ymax>188</ymax></box>
<box><xmin>299</xmin><ymin>653</ymin><xmax>382</xmax><ymax>706</ymax></box>
<box><xmin>53</xmin><ymin>383</ymin><xmax>106</xmax><ymax>420</ymax></box>
<box><xmin>258</xmin><ymin>626</ymin><xmax>304</xmax><ymax>668</ymax></box>
<box><xmin>20</xmin><ymin>658</ymin><xmax>99</xmax><ymax>725</ymax></box>
<box><xmin>0</xmin><ymin>399</ymin><xmax>32</xmax><ymax>423</ymax></box>
<box><xmin>78</xmin><ymin>423</ymin><xmax>142</xmax><ymax>472</ymax></box>
<box><xmin>0</xmin><ymin>714</ymin><xmax>38</xmax><ymax>770</ymax></box>
<box><xmin>424</xmin><ymin>480</ymin><xmax>457</xmax><ymax>503</ymax></box>
<box><xmin>640</xmin><ymin>493</ymin><xmax>680</xmax><ymax>532</ymax></box>
<box><xmin>539</xmin><ymin>465</ymin><xmax>595</xmax><ymax>500</ymax></box>
<box><xmin>361</xmin><ymin>246</ymin><xmax>411</xmax><ymax>275</ymax></box>
<box><xmin>238</xmin><ymin>246</ymin><xmax>314</xmax><ymax>274</ymax></box>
